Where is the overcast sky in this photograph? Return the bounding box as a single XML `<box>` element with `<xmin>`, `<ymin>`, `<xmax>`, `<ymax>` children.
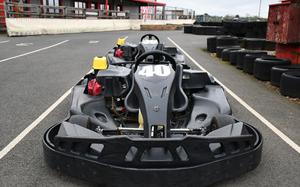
<box><xmin>160</xmin><ymin>0</ymin><xmax>280</xmax><ymax>17</ymax></box>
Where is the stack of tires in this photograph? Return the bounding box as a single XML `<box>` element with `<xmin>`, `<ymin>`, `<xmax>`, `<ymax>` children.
<box><xmin>205</xmin><ymin>35</ymin><xmax>299</xmax><ymax>99</ymax></box>
<box><xmin>271</xmin><ymin>65</ymin><xmax>300</xmax><ymax>98</ymax></box>
<box><xmin>184</xmin><ymin>25</ymin><xmax>193</xmax><ymax>34</ymax></box>
<box><xmin>192</xmin><ymin>25</ymin><xmax>224</xmax><ymax>35</ymax></box>
<box><xmin>207</xmin><ymin>36</ymin><xmax>239</xmax><ymax>53</ymax></box>
<box><xmin>240</xmin><ymin>38</ymin><xmax>276</xmax><ymax>51</ymax></box>
<box><xmin>207</xmin><ymin>37</ymin><xmax>217</xmax><ymax>53</ymax></box>
<box><xmin>253</xmin><ymin>56</ymin><xmax>291</xmax><ymax>81</ymax></box>
<box><xmin>184</xmin><ymin>21</ymin><xmax>268</xmax><ymax>38</ymax></box>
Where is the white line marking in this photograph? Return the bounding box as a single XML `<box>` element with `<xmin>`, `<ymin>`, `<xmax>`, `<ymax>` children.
<box><xmin>89</xmin><ymin>40</ymin><xmax>99</xmax><ymax>44</ymax></box>
<box><xmin>0</xmin><ymin>69</ymin><xmax>93</xmax><ymax>160</ymax></box>
<box><xmin>168</xmin><ymin>37</ymin><xmax>300</xmax><ymax>154</ymax></box>
<box><xmin>0</xmin><ymin>40</ymin><xmax>69</xmax><ymax>63</ymax></box>
<box><xmin>16</xmin><ymin>43</ymin><xmax>33</xmax><ymax>47</ymax></box>
<box><xmin>0</xmin><ymin>88</ymin><xmax>71</xmax><ymax>159</ymax></box>
<box><xmin>0</xmin><ymin>40</ymin><xmax>10</xmax><ymax>44</ymax></box>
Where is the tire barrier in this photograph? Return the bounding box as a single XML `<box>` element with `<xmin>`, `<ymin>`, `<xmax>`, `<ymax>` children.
<box><xmin>185</xmin><ymin>21</ymin><xmax>268</xmax><ymax>39</ymax></box>
<box><xmin>264</xmin><ymin>41</ymin><xmax>276</xmax><ymax>51</ymax></box>
<box><xmin>184</xmin><ymin>25</ymin><xmax>193</xmax><ymax>34</ymax></box>
<box><xmin>240</xmin><ymin>38</ymin><xmax>276</xmax><ymax>51</ymax></box>
<box><xmin>192</xmin><ymin>25</ymin><xmax>224</xmax><ymax>35</ymax></box>
<box><xmin>194</xmin><ymin>21</ymin><xmax>223</xmax><ymax>26</ymax></box>
<box><xmin>240</xmin><ymin>38</ymin><xmax>266</xmax><ymax>50</ymax></box>
<box><xmin>236</xmin><ymin>50</ymin><xmax>267</xmax><ymax>70</ymax></box>
<box><xmin>229</xmin><ymin>50</ymin><xmax>244</xmax><ymax>65</ymax></box>
<box><xmin>280</xmin><ymin>71</ymin><xmax>300</xmax><ymax>98</ymax></box>
<box><xmin>270</xmin><ymin>65</ymin><xmax>300</xmax><ymax>87</ymax></box>
<box><xmin>243</xmin><ymin>53</ymin><xmax>267</xmax><ymax>74</ymax></box>
<box><xmin>222</xmin><ymin>21</ymin><xmax>267</xmax><ymax>38</ymax></box>
<box><xmin>253</xmin><ymin>57</ymin><xmax>291</xmax><ymax>81</ymax></box>
<box><xmin>207</xmin><ymin>37</ymin><xmax>217</xmax><ymax>53</ymax></box>
<box><xmin>216</xmin><ymin>36</ymin><xmax>239</xmax><ymax>47</ymax></box>
<box><xmin>216</xmin><ymin>46</ymin><xmax>240</xmax><ymax>58</ymax></box>
<box><xmin>221</xmin><ymin>47</ymin><xmax>242</xmax><ymax>61</ymax></box>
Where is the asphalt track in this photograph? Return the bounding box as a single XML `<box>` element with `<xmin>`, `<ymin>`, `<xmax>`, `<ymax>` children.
<box><xmin>0</xmin><ymin>31</ymin><xmax>299</xmax><ymax>187</ymax></box>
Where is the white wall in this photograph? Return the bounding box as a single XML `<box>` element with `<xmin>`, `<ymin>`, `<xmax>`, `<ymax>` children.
<box><xmin>5</xmin><ymin>18</ymin><xmax>194</xmax><ymax>36</ymax></box>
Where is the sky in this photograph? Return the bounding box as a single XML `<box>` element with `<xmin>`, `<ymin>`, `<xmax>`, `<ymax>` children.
<box><xmin>160</xmin><ymin>0</ymin><xmax>280</xmax><ymax>18</ymax></box>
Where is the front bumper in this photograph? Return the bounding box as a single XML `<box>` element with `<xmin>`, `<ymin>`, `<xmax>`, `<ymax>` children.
<box><xmin>43</xmin><ymin>123</ymin><xmax>262</xmax><ymax>187</ymax></box>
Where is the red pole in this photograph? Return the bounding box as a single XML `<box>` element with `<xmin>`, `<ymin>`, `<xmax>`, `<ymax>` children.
<box><xmin>0</xmin><ymin>0</ymin><xmax>5</xmax><ymax>28</ymax></box>
<box><xmin>105</xmin><ymin>0</ymin><xmax>108</xmax><ymax>16</ymax></box>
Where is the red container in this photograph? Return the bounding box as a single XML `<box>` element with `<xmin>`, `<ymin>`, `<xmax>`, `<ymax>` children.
<box><xmin>267</xmin><ymin>1</ymin><xmax>300</xmax><ymax>44</ymax></box>
<box><xmin>276</xmin><ymin>43</ymin><xmax>300</xmax><ymax>64</ymax></box>
<box><xmin>0</xmin><ymin>0</ymin><xmax>5</xmax><ymax>28</ymax></box>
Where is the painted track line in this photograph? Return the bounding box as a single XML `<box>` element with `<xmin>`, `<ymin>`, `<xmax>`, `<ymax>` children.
<box><xmin>168</xmin><ymin>37</ymin><xmax>300</xmax><ymax>154</ymax></box>
<box><xmin>0</xmin><ymin>89</ymin><xmax>71</xmax><ymax>160</ymax></box>
<box><xmin>0</xmin><ymin>40</ymin><xmax>10</xmax><ymax>44</ymax></box>
<box><xmin>0</xmin><ymin>70</ymin><xmax>93</xmax><ymax>160</ymax></box>
<box><xmin>0</xmin><ymin>40</ymin><xmax>69</xmax><ymax>63</ymax></box>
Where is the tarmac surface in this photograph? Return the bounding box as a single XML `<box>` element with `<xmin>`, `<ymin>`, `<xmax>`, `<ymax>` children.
<box><xmin>0</xmin><ymin>31</ymin><xmax>299</xmax><ymax>187</ymax></box>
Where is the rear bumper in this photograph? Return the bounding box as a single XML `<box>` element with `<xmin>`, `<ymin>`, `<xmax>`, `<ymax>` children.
<box><xmin>43</xmin><ymin>124</ymin><xmax>262</xmax><ymax>187</ymax></box>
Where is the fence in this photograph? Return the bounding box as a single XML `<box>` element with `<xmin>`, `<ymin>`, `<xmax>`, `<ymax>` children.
<box><xmin>2</xmin><ymin>2</ymin><xmax>195</xmax><ymax>20</ymax></box>
<box><xmin>4</xmin><ymin>2</ymin><xmax>130</xmax><ymax>19</ymax></box>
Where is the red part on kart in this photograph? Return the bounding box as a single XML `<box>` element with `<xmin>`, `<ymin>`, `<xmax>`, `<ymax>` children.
<box><xmin>88</xmin><ymin>79</ymin><xmax>102</xmax><ymax>96</ymax></box>
<box><xmin>115</xmin><ymin>49</ymin><xmax>124</xmax><ymax>58</ymax></box>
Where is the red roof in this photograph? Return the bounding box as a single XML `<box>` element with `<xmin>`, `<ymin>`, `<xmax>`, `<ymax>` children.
<box><xmin>131</xmin><ymin>0</ymin><xmax>166</xmax><ymax>6</ymax></box>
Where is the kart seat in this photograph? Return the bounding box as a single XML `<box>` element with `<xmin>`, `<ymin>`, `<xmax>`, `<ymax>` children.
<box><xmin>125</xmin><ymin>64</ymin><xmax>188</xmax><ymax>113</ymax></box>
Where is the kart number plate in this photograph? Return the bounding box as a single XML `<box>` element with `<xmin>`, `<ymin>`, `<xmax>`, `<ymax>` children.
<box><xmin>138</xmin><ymin>65</ymin><xmax>171</xmax><ymax>77</ymax></box>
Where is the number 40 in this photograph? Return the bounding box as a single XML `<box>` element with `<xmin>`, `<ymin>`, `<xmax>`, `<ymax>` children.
<box><xmin>138</xmin><ymin>65</ymin><xmax>171</xmax><ymax>77</ymax></box>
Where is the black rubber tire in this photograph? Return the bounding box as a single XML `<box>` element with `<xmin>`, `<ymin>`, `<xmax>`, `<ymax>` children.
<box><xmin>253</xmin><ymin>57</ymin><xmax>291</xmax><ymax>81</ymax></box>
<box><xmin>236</xmin><ymin>50</ymin><xmax>267</xmax><ymax>70</ymax></box>
<box><xmin>243</xmin><ymin>54</ymin><xmax>267</xmax><ymax>74</ymax></box>
<box><xmin>207</xmin><ymin>37</ymin><xmax>217</xmax><ymax>53</ymax></box>
<box><xmin>264</xmin><ymin>41</ymin><xmax>276</xmax><ymax>51</ymax></box>
<box><xmin>211</xmin><ymin>114</ymin><xmax>236</xmax><ymax>130</ymax></box>
<box><xmin>280</xmin><ymin>71</ymin><xmax>300</xmax><ymax>98</ymax></box>
<box><xmin>216</xmin><ymin>36</ymin><xmax>239</xmax><ymax>47</ymax></box>
<box><xmin>193</xmin><ymin>26</ymin><xmax>223</xmax><ymax>35</ymax></box>
<box><xmin>240</xmin><ymin>38</ymin><xmax>266</xmax><ymax>50</ymax></box>
<box><xmin>229</xmin><ymin>50</ymin><xmax>243</xmax><ymax>65</ymax></box>
<box><xmin>184</xmin><ymin>25</ymin><xmax>193</xmax><ymax>34</ymax></box>
<box><xmin>270</xmin><ymin>65</ymin><xmax>300</xmax><ymax>87</ymax></box>
<box><xmin>216</xmin><ymin>46</ymin><xmax>239</xmax><ymax>58</ymax></box>
<box><xmin>221</xmin><ymin>48</ymin><xmax>242</xmax><ymax>61</ymax></box>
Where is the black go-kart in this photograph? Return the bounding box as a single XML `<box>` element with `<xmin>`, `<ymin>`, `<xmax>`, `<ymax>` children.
<box><xmin>43</xmin><ymin>35</ymin><xmax>262</xmax><ymax>187</ymax></box>
<box><xmin>106</xmin><ymin>34</ymin><xmax>187</xmax><ymax>69</ymax></box>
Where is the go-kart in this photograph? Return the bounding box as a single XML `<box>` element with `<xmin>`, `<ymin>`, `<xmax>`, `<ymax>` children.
<box><xmin>43</xmin><ymin>49</ymin><xmax>262</xmax><ymax>187</ymax></box>
<box><xmin>106</xmin><ymin>34</ymin><xmax>187</xmax><ymax>68</ymax></box>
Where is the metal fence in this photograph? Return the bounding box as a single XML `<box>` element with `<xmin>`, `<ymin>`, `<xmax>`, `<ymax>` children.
<box><xmin>3</xmin><ymin>2</ymin><xmax>130</xmax><ymax>19</ymax></box>
<box><xmin>1</xmin><ymin>2</ymin><xmax>195</xmax><ymax>20</ymax></box>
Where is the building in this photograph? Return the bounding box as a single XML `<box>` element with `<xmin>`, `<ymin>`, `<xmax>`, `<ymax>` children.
<box><xmin>1</xmin><ymin>0</ymin><xmax>166</xmax><ymax>20</ymax></box>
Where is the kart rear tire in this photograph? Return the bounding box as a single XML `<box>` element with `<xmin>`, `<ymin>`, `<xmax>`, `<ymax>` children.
<box><xmin>253</xmin><ymin>57</ymin><xmax>291</xmax><ymax>81</ymax></box>
<box><xmin>280</xmin><ymin>71</ymin><xmax>300</xmax><ymax>98</ymax></box>
<box><xmin>271</xmin><ymin>65</ymin><xmax>300</xmax><ymax>87</ymax></box>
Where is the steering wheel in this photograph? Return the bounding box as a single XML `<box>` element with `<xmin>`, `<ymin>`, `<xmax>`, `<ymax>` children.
<box><xmin>140</xmin><ymin>34</ymin><xmax>160</xmax><ymax>44</ymax></box>
<box><xmin>134</xmin><ymin>50</ymin><xmax>177</xmax><ymax>72</ymax></box>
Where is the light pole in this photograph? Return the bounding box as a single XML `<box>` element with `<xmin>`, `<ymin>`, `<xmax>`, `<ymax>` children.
<box><xmin>258</xmin><ymin>0</ymin><xmax>262</xmax><ymax>17</ymax></box>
